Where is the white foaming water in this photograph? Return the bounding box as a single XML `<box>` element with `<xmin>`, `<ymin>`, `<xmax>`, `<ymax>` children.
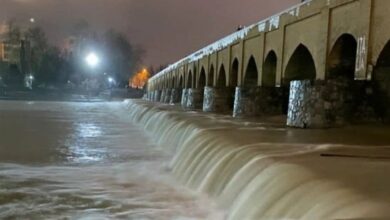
<box><xmin>126</xmin><ymin>99</ymin><xmax>390</xmax><ymax>220</ymax></box>
<box><xmin>0</xmin><ymin>101</ymin><xmax>223</xmax><ymax>219</ymax></box>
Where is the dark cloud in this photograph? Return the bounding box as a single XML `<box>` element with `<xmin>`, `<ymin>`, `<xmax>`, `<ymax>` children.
<box><xmin>0</xmin><ymin>0</ymin><xmax>299</xmax><ymax>67</ymax></box>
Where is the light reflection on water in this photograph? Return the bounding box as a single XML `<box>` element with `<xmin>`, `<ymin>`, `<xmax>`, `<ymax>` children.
<box><xmin>0</xmin><ymin>101</ymin><xmax>222</xmax><ymax>219</ymax></box>
<box><xmin>76</xmin><ymin>122</ymin><xmax>103</xmax><ymax>138</ymax></box>
<box><xmin>65</xmin><ymin>122</ymin><xmax>106</xmax><ymax>163</ymax></box>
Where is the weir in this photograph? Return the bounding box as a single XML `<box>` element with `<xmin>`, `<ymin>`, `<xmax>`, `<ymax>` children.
<box><xmin>126</xmin><ymin>99</ymin><xmax>390</xmax><ymax>220</ymax></box>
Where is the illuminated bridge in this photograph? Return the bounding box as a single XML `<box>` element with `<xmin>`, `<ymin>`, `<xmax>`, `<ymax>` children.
<box><xmin>146</xmin><ymin>0</ymin><xmax>390</xmax><ymax>128</ymax></box>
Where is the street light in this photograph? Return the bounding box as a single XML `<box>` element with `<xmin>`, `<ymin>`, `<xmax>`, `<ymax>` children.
<box><xmin>85</xmin><ymin>52</ymin><xmax>100</xmax><ymax>68</ymax></box>
<box><xmin>25</xmin><ymin>74</ymin><xmax>34</xmax><ymax>89</ymax></box>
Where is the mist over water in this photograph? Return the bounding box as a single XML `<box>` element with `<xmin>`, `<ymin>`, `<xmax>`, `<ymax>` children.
<box><xmin>0</xmin><ymin>101</ymin><xmax>222</xmax><ymax>219</ymax></box>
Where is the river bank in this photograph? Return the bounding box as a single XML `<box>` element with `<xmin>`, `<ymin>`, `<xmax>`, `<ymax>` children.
<box><xmin>0</xmin><ymin>87</ymin><xmax>143</xmax><ymax>102</ymax></box>
<box><xmin>126</xmin><ymin>99</ymin><xmax>390</xmax><ymax>220</ymax></box>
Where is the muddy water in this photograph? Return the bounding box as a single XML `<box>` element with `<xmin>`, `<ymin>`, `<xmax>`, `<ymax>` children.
<box><xmin>126</xmin><ymin>100</ymin><xmax>390</xmax><ymax>220</ymax></box>
<box><xmin>0</xmin><ymin>101</ymin><xmax>222</xmax><ymax>219</ymax></box>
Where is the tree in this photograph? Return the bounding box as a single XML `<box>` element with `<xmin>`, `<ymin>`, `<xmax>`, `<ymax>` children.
<box><xmin>26</xmin><ymin>27</ymin><xmax>48</xmax><ymax>77</ymax></box>
<box><xmin>6</xmin><ymin>21</ymin><xmax>21</xmax><ymax>44</ymax></box>
<box><xmin>35</xmin><ymin>46</ymin><xmax>63</xmax><ymax>85</ymax></box>
<box><xmin>102</xmin><ymin>29</ymin><xmax>144</xmax><ymax>85</ymax></box>
<box><xmin>130</xmin><ymin>68</ymin><xmax>150</xmax><ymax>89</ymax></box>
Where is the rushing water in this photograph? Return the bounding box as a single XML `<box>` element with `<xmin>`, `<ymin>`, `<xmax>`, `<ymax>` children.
<box><xmin>2</xmin><ymin>99</ymin><xmax>390</xmax><ymax>220</ymax></box>
<box><xmin>0</xmin><ymin>101</ymin><xmax>222</xmax><ymax>219</ymax></box>
<box><xmin>126</xmin><ymin>100</ymin><xmax>390</xmax><ymax>220</ymax></box>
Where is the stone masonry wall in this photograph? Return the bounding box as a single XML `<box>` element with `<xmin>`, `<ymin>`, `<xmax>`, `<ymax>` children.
<box><xmin>160</xmin><ymin>90</ymin><xmax>166</xmax><ymax>102</ymax></box>
<box><xmin>170</xmin><ymin>88</ymin><xmax>182</xmax><ymax>104</ymax></box>
<box><xmin>203</xmin><ymin>87</ymin><xmax>235</xmax><ymax>113</ymax></box>
<box><xmin>287</xmin><ymin>80</ymin><xmax>350</xmax><ymax>128</ymax></box>
<box><xmin>181</xmin><ymin>89</ymin><xmax>188</xmax><ymax>109</ymax></box>
<box><xmin>154</xmin><ymin>90</ymin><xmax>161</xmax><ymax>102</ymax></box>
<box><xmin>164</xmin><ymin>89</ymin><xmax>171</xmax><ymax>103</ymax></box>
<box><xmin>233</xmin><ymin>86</ymin><xmax>283</xmax><ymax>118</ymax></box>
<box><xmin>185</xmin><ymin>88</ymin><xmax>203</xmax><ymax>110</ymax></box>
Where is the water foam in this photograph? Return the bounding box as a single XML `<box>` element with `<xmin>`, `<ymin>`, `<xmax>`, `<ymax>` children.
<box><xmin>126</xmin><ymin>99</ymin><xmax>390</xmax><ymax>220</ymax></box>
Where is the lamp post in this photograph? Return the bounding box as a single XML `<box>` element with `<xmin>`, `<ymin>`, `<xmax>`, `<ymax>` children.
<box><xmin>84</xmin><ymin>52</ymin><xmax>101</xmax><ymax>98</ymax></box>
<box><xmin>25</xmin><ymin>74</ymin><xmax>34</xmax><ymax>90</ymax></box>
<box><xmin>85</xmin><ymin>52</ymin><xmax>100</xmax><ymax>69</ymax></box>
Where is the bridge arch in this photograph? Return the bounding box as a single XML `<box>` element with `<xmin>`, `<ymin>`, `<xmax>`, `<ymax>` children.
<box><xmin>217</xmin><ymin>65</ymin><xmax>227</xmax><ymax>88</ymax></box>
<box><xmin>208</xmin><ymin>65</ymin><xmax>215</xmax><ymax>86</ymax></box>
<box><xmin>327</xmin><ymin>34</ymin><xmax>357</xmax><ymax>80</ymax></box>
<box><xmin>187</xmin><ymin>71</ymin><xmax>193</xmax><ymax>88</ymax></box>
<box><xmin>193</xmin><ymin>66</ymin><xmax>197</xmax><ymax>89</ymax></box>
<box><xmin>372</xmin><ymin>40</ymin><xmax>390</xmax><ymax>118</ymax></box>
<box><xmin>284</xmin><ymin>44</ymin><xmax>316</xmax><ymax>83</ymax></box>
<box><xmin>244</xmin><ymin>56</ymin><xmax>258</xmax><ymax>87</ymax></box>
<box><xmin>157</xmin><ymin>79</ymin><xmax>161</xmax><ymax>90</ymax></box>
<box><xmin>262</xmin><ymin>50</ymin><xmax>277</xmax><ymax>87</ymax></box>
<box><xmin>164</xmin><ymin>77</ymin><xmax>168</xmax><ymax>89</ymax></box>
<box><xmin>198</xmin><ymin>67</ymin><xmax>206</xmax><ymax>88</ymax></box>
<box><xmin>179</xmin><ymin>75</ymin><xmax>184</xmax><ymax>88</ymax></box>
<box><xmin>230</xmin><ymin>58</ymin><xmax>239</xmax><ymax>87</ymax></box>
<box><xmin>375</xmin><ymin>40</ymin><xmax>390</xmax><ymax>72</ymax></box>
<box><xmin>171</xmin><ymin>76</ymin><xmax>177</xmax><ymax>89</ymax></box>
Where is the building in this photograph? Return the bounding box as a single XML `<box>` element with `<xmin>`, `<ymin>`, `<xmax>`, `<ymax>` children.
<box><xmin>0</xmin><ymin>41</ymin><xmax>21</xmax><ymax>64</ymax></box>
<box><xmin>0</xmin><ymin>21</ymin><xmax>32</xmax><ymax>76</ymax></box>
<box><xmin>0</xmin><ymin>42</ymin><xmax>4</xmax><ymax>61</ymax></box>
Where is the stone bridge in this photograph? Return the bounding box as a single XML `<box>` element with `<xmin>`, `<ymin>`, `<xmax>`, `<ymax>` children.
<box><xmin>146</xmin><ymin>0</ymin><xmax>390</xmax><ymax>128</ymax></box>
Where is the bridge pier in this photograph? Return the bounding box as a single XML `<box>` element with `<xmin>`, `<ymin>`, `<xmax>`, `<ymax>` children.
<box><xmin>233</xmin><ymin>86</ymin><xmax>260</xmax><ymax>117</ymax></box>
<box><xmin>345</xmin><ymin>80</ymin><xmax>390</xmax><ymax>124</ymax></box>
<box><xmin>181</xmin><ymin>89</ymin><xmax>189</xmax><ymax>108</ymax></box>
<box><xmin>163</xmin><ymin>89</ymin><xmax>171</xmax><ymax>103</ymax></box>
<box><xmin>287</xmin><ymin>80</ymin><xmax>351</xmax><ymax>128</ymax></box>
<box><xmin>257</xmin><ymin>87</ymin><xmax>284</xmax><ymax>116</ymax></box>
<box><xmin>170</xmin><ymin>88</ymin><xmax>182</xmax><ymax>104</ymax></box>
<box><xmin>233</xmin><ymin>86</ymin><xmax>284</xmax><ymax>117</ymax></box>
<box><xmin>154</xmin><ymin>90</ymin><xmax>162</xmax><ymax>102</ymax></box>
<box><xmin>159</xmin><ymin>90</ymin><xmax>166</xmax><ymax>102</ymax></box>
<box><xmin>203</xmin><ymin>87</ymin><xmax>234</xmax><ymax>113</ymax></box>
<box><xmin>186</xmin><ymin>88</ymin><xmax>203</xmax><ymax>110</ymax></box>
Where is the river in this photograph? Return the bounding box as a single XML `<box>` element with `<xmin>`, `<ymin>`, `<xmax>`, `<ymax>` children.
<box><xmin>2</xmin><ymin>100</ymin><xmax>390</xmax><ymax>220</ymax></box>
<box><xmin>0</xmin><ymin>101</ymin><xmax>222</xmax><ymax>219</ymax></box>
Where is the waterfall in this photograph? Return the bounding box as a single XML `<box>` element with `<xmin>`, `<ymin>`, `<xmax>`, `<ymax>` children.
<box><xmin>125</xmin><ymin>99</ymin><xmax>390</xmax><ymax>220</ymax></box>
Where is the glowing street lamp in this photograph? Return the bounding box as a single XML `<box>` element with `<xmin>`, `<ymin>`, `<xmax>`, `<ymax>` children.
<box><xmin>85</xmin><ymin>52</ymin><xmax>100</xmax><ymax>68</ymax></box>
<box><xmin>25</xmin><ymin>74</ymin><xmax>34</xmax><ymax>89</ymax></box>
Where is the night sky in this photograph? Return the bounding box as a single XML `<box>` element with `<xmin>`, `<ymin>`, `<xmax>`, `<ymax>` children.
<box><xmin>0</xmin><ymin>0</ymin><xmax>299</xmax><ymax>67</ymax></box>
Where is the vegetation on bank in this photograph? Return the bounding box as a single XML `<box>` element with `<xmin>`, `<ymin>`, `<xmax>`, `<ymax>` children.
<box><xmin>0</xmin><ymin>21</ymin><xmax>145</xmax><ymax>91</ymax></box>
